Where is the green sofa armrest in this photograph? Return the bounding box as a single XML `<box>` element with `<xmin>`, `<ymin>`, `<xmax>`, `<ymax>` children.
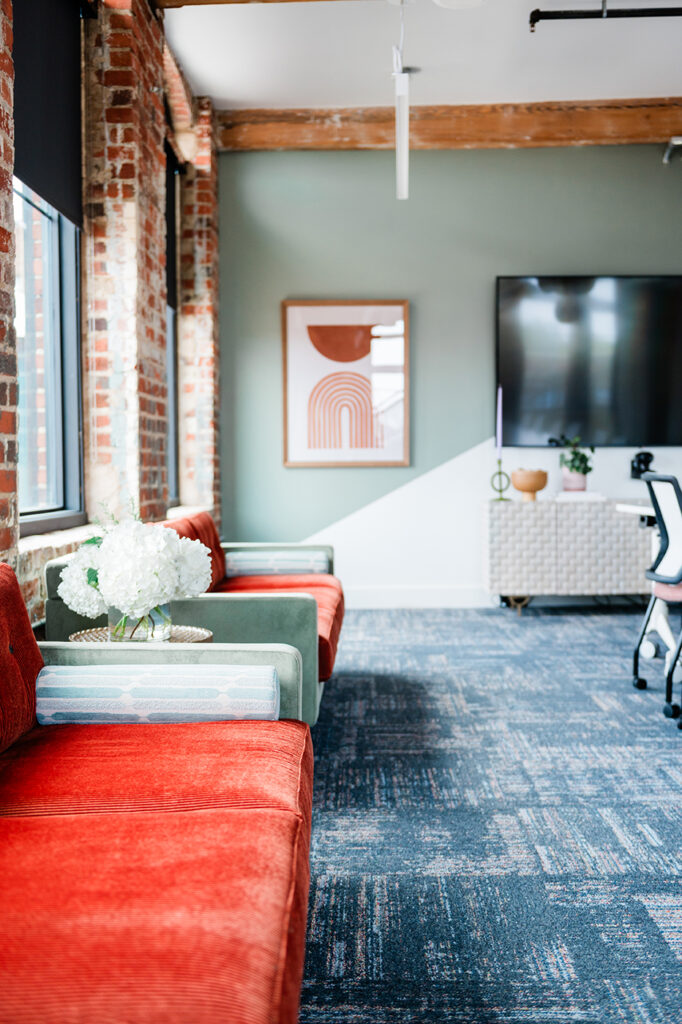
<box><xmin>38</xmin><ymin>641</ymin><xmax>304</xmax><ymax>722</ymax></box>
<box><xmin>43</xmin><ymin>558</ymin><xmax>325</xmax><ymax>724</ymax></box>
<box><xmin>170</xmin><ymin>593</ymin><xmax>322</xmax><ymax>725</ymax></box>
<box><xmin>43</xmin><ymin>556</ymin><xmax>106</xmax><ymax>641</ymax></box>
<box><xmin>220</xmin><ymin>542</ymin><xmax>335</xmax><ymax>575</ymax></box>
<box><xmin>44</xmin><ymin>600</ymin><xmax>107</xmax><ymax>640</ymax></box>
<box><xmin>44</xmin><ymin>555</ymin><xmax>70</xmax><ymax>599</ymax></box>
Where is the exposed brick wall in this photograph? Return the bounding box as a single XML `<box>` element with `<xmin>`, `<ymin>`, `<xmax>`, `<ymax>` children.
<box><xmin>82</xmin><ymin>0</ymin><xmax>168</xmax><ymax>523</ymax></box>
<box><xmin>178</xmin><ymin>97</ymin><xmax>221</xmax><ymax>527</ymax></box>
<box><xmin>1</xmin><ymin>0</ymin><xmax>222</xmax><ymax>622</ymax></box>
<box><xmin>0</xmin><ymin>0</ymin><xmax>15</xmax><ymax>567</ymax></box>
<box><xmin>162</xmin><ymin>41</ymin><xmax>196</xmax><ymax>164</ymax></box>
<box><xmin>18</xmin><ymin>524</ymin><xmax>95</xmax><ymax>625</ymax></box>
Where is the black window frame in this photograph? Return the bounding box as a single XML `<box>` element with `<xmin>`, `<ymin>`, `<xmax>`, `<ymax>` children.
<box><xmin>17</xmin><ymin>181</ymin><xmax>85</xmax><ymax>538</ymax></box>
<box><xmin>166</xmin><ymin>141</ymin><xmax>181</xmax><ymax>509</ymax></box>
<box><xmin>166</xmin><ymin>304</ymin><xmax>180</xmax><ymax>509</ymax></box>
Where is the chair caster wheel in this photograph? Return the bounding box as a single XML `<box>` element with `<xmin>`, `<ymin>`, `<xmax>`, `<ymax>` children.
<box><xmin>633</xmin><ymin>677</ymin><xmax>647</xmax><ymax>690</ymax></box>
<box><xmin>663</xmin><ymin>702</ymin><xmax>681</xmax><ymax>719</ymax></box>
<box><xmin>639</xmin><ymin>638</ymin><xmax>658</xmax><ymax>660</ymax></box>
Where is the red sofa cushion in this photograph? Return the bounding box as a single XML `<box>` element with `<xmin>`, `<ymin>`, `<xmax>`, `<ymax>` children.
<box><xmin>217</xmin><ymin>574</ymin><xmax>345</xmax><ymax>681</ymax></box>
<box><xmin>0</xmin><ymin>563</ymin><xmax>42</xmax><ymax>753</ymax></box>
<box><xmin>0</xmin><ymin>719</ymin><xmax>312</xmax><ymax>818</ymax></box>
<box><xmin>0</xmin><ymin>808</ymin><xmax>308</xmax><ymax>1024</ymax></box>
<box><xmin>163</xmin><ymin>512</ymin><xmax>226</xmax><ymax>592</ymax></box>
<box><xmin>0</xmin><ymin>720</ymin><xmax>312</xmax><ymax>1024</ymax></box>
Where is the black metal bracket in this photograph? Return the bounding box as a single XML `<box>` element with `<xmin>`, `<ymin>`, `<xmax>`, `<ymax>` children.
<box><xmin>80</xmin><ymin>0</ymin><xmax>99</xmax><ymax>19</ymax></box>
<box><xmin>631</xmin><ymin>451</ymin><xmax>654</xmax><ymax>480</ymax></box>
<box><xmin>530</xmin><ymin>6</ymin><xmax>682</xmax><ymax>31</ymax></box>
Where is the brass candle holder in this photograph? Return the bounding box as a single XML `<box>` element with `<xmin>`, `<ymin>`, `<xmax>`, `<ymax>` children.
<box><xmin>490</xmin><ymin>457</ymin><xmax>511</xmax><ymax>501</ymax></box>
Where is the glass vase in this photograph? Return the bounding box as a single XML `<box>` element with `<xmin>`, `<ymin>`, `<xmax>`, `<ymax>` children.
<box><xmin>107</xmin><ymin>603</ymin><xmax>172</xmax><ymax>642</ymax></box>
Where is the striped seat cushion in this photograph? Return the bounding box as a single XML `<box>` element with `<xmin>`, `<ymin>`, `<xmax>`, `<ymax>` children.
<box><xmin>36</xmin><ymin>663</ymin><xmax>279</xmax><ymax>724</ymax></box>
<box><xmin>224</xmin><ymin>549</ymin><xmax>331</xmax><ymax>577</ymax></box>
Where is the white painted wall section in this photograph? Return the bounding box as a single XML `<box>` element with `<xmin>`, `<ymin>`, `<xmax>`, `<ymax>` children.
<box><xmin>305</xmin><ymin>442</ymin><xmax>682</xmax><ymax>608</ymax></box>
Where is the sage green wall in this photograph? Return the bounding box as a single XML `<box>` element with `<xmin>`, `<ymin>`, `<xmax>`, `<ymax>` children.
<box><xmin>219</xmin><ymin>146</ymin><xmax>682</xmax><ymax>540</ymax></box>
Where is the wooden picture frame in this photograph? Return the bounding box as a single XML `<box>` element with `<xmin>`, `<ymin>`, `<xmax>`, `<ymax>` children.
<box><xmin>282</xmin><ymin>300</ymin><xmax>410</xmax><ymax>468</ymax></box>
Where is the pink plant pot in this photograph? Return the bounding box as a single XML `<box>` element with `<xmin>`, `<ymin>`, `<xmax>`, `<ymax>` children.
<box><xmin>562</xmin><ymin>467</ymin><xmax>587</xmax><ymax>491</ymax></box>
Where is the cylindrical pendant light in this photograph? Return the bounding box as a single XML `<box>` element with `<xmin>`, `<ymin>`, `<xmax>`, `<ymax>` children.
<box><xmin>394</xmin><ymin>70</ymin><xmax>409</xmax><ymax>201</ymax></box>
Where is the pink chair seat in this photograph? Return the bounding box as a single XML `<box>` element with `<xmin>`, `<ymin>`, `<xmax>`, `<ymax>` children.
<box><xmin>653</xmin><ymin>581</ymin><xmax>682</xmax><ymax>602</ymax></box>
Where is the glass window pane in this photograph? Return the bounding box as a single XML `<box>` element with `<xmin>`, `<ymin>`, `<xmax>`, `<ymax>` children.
<box><xmin>14</xmin><ymin>178</ymin><xmax>63</xmax><ymax>514</ymax></box>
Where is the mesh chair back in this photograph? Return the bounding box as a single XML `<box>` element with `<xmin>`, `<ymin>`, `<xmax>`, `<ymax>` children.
<box><xmin>643</xmin><ymin>473</ymin><xmax>682</xmax><ymax>585</ymax></box>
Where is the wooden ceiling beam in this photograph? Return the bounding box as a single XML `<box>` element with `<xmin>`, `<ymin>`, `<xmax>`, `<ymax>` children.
<box><xmin>157</xmin><ymin>0</ymin><xmax>363</xmax><ymax>7</ymax></box>
<box><xmin>216</xmin><ymin>98</ymin><xmax>682</xmax><ymax>151</ymax></box>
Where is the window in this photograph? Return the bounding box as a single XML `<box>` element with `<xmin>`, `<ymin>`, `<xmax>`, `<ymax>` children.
<box><xmin>14</xmin><ymin>178</ymin><xmax>84</xmax><ymax>535</ymax></box>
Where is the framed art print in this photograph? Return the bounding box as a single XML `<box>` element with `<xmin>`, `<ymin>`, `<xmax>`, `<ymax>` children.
<box><xmin>282</xmin><ymin>300</ymin><xmax>410</xmax><ymax>467</ymax></box>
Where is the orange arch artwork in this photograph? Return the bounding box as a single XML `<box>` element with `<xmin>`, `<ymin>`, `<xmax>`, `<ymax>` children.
<box><xmin>308</xmin><ymin>372</ymin><xmax>384</xmax><ymax>450</ymax></box>
<box><xmin>306</xmin><ymin>325</ymin><xmax>373</xmax><ymax>363</ymax></box>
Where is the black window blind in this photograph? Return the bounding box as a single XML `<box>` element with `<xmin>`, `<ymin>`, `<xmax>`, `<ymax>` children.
<box><xmin>13</xmin><ymin>0</ymin><xmax>82</xmax><ymax>227</ymax></box>
<box><xmin>165</xmin><ymin>141</ymin><xmax>180</xmax><ymax>311</ymax></box>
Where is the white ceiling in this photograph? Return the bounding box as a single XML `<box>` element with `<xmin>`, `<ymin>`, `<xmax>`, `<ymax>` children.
<box><xmin>163</xmin><ymin>0</ymin><xmax>682</xmax><ymax>110</ymax></box>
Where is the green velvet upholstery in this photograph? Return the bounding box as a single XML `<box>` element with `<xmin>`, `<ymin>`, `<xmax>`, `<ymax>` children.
<box><xmin>170</xmin><ymin>594</ymin><xmax>322</xmax><ymax>726</ymax></box>
<box><xmin>44</xmin><ymin>556</ymin><xmax>325</xmax><ymax>725</ymax></box>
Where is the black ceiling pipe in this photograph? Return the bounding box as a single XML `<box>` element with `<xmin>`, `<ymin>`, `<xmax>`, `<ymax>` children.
<box><xmin>530</xmin><ymin>6</ymin><xmax>682</xmax><ymax>31</ymax></box>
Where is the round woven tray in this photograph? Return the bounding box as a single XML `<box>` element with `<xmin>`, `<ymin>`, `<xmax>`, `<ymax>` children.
<box><xmin>69</xmin><ymin>625</ymin><xmax>213</xmax><ymax>644</ymax></box>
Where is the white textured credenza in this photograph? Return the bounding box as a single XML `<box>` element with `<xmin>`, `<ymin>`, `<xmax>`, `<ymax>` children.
<box><xmin>483</xmin><ymin>498</ymin><xmax>652</xmax><ymax>598</ymax></box>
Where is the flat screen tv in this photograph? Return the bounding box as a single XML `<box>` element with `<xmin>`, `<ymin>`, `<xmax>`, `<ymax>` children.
<box><xmin>497</xmin><ymin>275</ymin><xmax>682</xmax><ymax>447</ymax></box>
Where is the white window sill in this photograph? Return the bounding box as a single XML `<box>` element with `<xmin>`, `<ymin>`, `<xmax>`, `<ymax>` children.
<box><xmin>18</xmin><ymin>524</ymin><xmax>97</xmax><ymax>559</ymax></box>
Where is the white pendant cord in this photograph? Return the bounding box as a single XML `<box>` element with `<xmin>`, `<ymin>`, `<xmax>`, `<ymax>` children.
<box><xmin>397</xmin><ymin>1</ymin><xmax>405</xmax><ymax>63</ymax></box>
<box><xmin>390</xmin><ymin>0</ymin><xmax>484</xmax><ymax>196</ymax></box>
<box><xmin>392</xmin><ymin>1</ymin><xmax>409</xmax><ymax>200</ymax></box>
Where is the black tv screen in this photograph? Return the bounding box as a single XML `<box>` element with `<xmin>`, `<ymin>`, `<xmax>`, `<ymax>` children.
<box><xmin>497</xmin><ymin>275</ymin><xmax>682</xmax><ymax>447</ymax></box>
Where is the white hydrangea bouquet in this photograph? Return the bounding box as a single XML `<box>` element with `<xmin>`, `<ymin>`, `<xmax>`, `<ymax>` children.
<box><xmin>58</xmin><ymin>519</ymin><xmax>212</xmax><ymax>641</ymax></box>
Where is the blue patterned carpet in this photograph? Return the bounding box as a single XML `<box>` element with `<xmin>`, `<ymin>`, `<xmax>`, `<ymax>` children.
<box><xmin>299</xmin><ymin>608</ymin><xmax>682</xmax><ymax>1024</ymax></box>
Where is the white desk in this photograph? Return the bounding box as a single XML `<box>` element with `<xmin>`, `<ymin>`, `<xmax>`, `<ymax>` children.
<box><xmin>615</xmin><ymin>502</ymin><xmax>655</xmax><ymax>522</ymax></box>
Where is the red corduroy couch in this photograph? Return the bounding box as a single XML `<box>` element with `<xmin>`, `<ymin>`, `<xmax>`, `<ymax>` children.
<box><xmin>0</xmin><ymin>563</ymin><xmax>313</xmax><ymax>1024</ymax></box>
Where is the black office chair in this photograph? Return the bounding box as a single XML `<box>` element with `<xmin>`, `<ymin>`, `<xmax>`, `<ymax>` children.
<box><xmin>632</xmin><ymin>473</ymin><xmax>682</xmax><ymax>723</ymax></box>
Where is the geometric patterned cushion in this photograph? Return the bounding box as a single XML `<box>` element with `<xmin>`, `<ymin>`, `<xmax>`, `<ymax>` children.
<box><xmin>224</xmin><ymin>549</ymin><xmax>331</xmax><ymax>578</ymax></box>
<box><xmin>36</xmin><ymin>663</ymin><xmax>279</xmax><ymax>724</ymax></box>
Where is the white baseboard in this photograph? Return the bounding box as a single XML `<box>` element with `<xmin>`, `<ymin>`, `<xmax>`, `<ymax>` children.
<box><xmin>343</xmin><ymin>585</ymin><xmax>495</xmax><ymax>609</ymax></box>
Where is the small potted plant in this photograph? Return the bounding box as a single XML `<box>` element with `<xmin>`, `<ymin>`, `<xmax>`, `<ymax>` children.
<box><xmin>549</xmin><ymin>434</ymin><xmax>595</xmax><ymax>491</ymax></box>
